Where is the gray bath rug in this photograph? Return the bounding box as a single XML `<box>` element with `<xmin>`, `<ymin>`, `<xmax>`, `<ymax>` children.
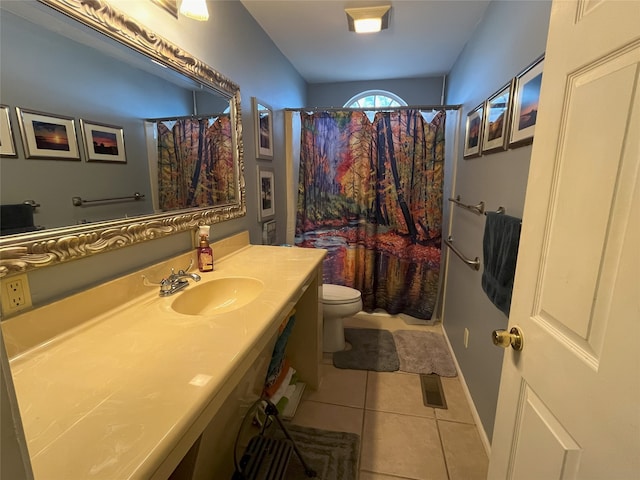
<box><xmin>333</xmin><ymin>328</ymin><xmax>399</xmax><ymax>372</ymax></box>
<box><xmin>271</xmin><ymin>424</ymin><xmax>360</xmax><ymax>480</ymax></box>
<box><xmin>392</xmin><ymin>330</ymin><xmax>457</xmax><ymax>377</ymax></box>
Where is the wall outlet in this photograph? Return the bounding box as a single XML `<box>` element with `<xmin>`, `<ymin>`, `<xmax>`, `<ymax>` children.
<box><xmin>463</xmin><ymin>328</ymin><xmax>469</xmax><ymax>348</ymax></box>
<box><xmin>1</xmin><ymin>273</ymin><xmax>32</xmax><ymax>315</ymax></box>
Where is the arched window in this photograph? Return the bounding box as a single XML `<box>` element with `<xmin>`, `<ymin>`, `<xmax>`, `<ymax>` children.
<box><xmin>344</xmin><ymin>90</ymin><xmax>407</xmax><ymax>109</ymax></box>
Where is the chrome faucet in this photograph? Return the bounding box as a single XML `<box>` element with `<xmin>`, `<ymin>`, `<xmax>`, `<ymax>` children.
<box><xmin>159</xmin><ymin>268</ymin><xmax>201</xmax><ymax>296</ymax></box>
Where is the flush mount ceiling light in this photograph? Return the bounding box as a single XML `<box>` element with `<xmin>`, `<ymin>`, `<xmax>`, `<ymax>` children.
<box><xmin>345</xmin><ymin>5</ymin><xmax>391</xmax><ymax>33</ymax></box>
<box><xmin>180</xmin><ymin>0</ymin><xmax>209</xmax><ymax>21</ymax></box>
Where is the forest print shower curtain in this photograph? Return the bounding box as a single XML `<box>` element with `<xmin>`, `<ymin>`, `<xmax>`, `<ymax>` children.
<box><xmin>157</xmin><ymin>116</ymin><xmax>235</xmax><ymax>211</ymax></box>
<box><xmin>296</xmin><ymin>109</ymin><xmax>445</xmax><ymax>320</ymax></box>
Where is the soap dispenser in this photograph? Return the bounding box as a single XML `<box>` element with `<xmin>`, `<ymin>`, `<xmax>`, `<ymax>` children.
<box><xmin>197</xmin><ymin>226</ymin><xmax>213</xmax><ymax>272</ymax></box>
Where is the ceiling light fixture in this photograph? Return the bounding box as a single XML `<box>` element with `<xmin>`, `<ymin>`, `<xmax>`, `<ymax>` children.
<box><xmin>180</xmin><ymin>0</ymin><xmax>209</xmax><ymax>21</ymax></box>
<box><xmin>345</xmin><ymin>5</ymin><xmax>391</xmax><ymax>34</ymax></box>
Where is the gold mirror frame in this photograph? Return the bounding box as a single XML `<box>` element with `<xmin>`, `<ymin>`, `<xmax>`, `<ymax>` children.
<box><xmin>0</xmin><ymin>0</ymin><xmax>245</xmax><ymax>277</ymax></box>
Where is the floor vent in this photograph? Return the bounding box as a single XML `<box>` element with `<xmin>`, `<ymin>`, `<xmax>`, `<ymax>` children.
<box><xmin>420</xmin><ymin>374</ymin><xmax>447</xmax><ymax>409</ymax></box>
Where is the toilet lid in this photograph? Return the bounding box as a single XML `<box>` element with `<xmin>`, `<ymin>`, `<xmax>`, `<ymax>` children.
<box><xmin>322</xmin><ymin>284</ymin><xmax>362</xmax><ymax>305</ymax></box>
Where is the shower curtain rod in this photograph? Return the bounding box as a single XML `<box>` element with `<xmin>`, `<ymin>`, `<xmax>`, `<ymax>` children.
<box><xmin>146</xmin><ymin>112</ymin><xmax>228</xmax><ymax>122</ymax></box>
<box><xmin>285</xmin><ymin>104</ymin><xmax>461</xmax><ymax>113</ymax></box>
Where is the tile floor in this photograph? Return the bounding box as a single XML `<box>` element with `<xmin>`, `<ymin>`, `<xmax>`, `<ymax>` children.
<box><xmin>288</xmin><ymin>313</ymin><xmax>489</xmax><ymax>480</ymax></box>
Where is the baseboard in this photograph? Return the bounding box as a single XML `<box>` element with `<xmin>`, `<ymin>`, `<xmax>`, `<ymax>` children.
<box><xmin>441</xmin><ymin>324</ymin><xmax>492</xmax><ymax>457</ymax></box>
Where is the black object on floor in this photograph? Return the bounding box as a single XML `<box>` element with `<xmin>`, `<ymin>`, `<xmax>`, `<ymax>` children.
<box><xmin>233</xmin><ymin>400</ymin><xmax>316</xmax><ymax>480</ymax></box>
<box><xmin>234</xmin><ymin>435</ymin><xmax>293</xmax><ymax>480</ymax></box>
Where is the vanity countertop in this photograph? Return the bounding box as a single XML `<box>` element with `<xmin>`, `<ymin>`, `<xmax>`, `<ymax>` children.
<box><xmin>3</xmin><ymin>243</ymin><xmax>325</xmax><ymax>480</ymax></box>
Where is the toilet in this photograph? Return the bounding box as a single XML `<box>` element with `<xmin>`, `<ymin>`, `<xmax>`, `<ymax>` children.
<box><xmin>322</xmin><ymin>284</ymin><xmax>363</xmax><ymax>352</ymax></box>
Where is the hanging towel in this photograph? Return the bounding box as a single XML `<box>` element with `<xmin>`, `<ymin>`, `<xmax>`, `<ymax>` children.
<box><xmin>0</xmin><ymin>204</ymin><xmax>37</xmax><ymax>236</ymax></box>
<box><xmin>481</xmin><ymin>212</ymin><xmax>522</xmax><ymax>316</ymax></box>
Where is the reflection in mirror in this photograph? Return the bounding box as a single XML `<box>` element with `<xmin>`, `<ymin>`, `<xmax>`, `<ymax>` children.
<box><xmin>151</xmin><ymin>113</ymin><xmax>236</xmax><ymax>212</ymax></box>
<box><xmin>0</xmin><ymin>0</ymin><xmax>245</xmax><ymax>275</ymax></box>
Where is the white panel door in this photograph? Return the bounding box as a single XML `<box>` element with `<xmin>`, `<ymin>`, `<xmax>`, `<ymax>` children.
<box><xmin>488</xmin><ymin>1</ymin><xmax>640</xmax><ymax>479</ymax></box>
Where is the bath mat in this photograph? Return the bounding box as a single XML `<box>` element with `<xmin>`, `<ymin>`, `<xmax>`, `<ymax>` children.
<box><xmin>270</xmin><ymin>424</ymin><xmax>360</xmax><ymax>480</ymax></box>
<box><xmin>393</xmin><ymin>330</ymin><xmax>457</xmax><ymax>377</ymax></box>
<box><xmin>333</xmin><ymin>328</ymin><xmax>399</xmax><ymax>372</ymax></box>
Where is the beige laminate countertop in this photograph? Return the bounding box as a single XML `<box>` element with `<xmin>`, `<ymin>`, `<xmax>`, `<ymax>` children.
<box><xmin>3</xmin><ymin>243</ymin><xmax>325</xmax><ymax>480</ymax></box>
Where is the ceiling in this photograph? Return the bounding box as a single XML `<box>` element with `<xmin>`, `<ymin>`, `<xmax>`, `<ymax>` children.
<box><xmin>240</xmin><ymin>0</ymin><xmax>491</xmax><ymax>84</ymax></box>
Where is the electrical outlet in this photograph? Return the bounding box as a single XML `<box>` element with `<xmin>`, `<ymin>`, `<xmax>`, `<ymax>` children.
<box><xmin>1</xmin><ymin>273</ymin><xmax>32</xmax><ymax>315</ymax></box>
<box><xmin>464</xmin><ymin>328</ymin><xmax>469</xmax><ymax>348</ymax></box>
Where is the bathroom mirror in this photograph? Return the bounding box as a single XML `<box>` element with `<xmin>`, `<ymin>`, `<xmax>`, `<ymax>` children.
<box><xmin>0</xmin><ymin>0</ymin><xmax>245</xmax><ymax>276</ymax></box>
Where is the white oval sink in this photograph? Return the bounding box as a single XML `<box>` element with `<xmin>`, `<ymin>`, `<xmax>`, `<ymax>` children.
<box><xmin>171</xmin><ymin>277</ymin><xmax>264</xmax><ymax>316</ymax></box>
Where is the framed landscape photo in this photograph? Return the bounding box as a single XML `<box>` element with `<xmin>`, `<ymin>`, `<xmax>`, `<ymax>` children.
<box><xmin>257</xmin><ymin>166</ymin><xmax>275</xmax><ymax>221</ymax></box>
<box><xmin>510</xmin><ymin>55</ymin><xmax>544</xmax><ymax>147</ymax></box>
<box><xmin>80</xmin><ymin>120</ymin><xmax>127</xmax><ymax>163</ymax></box>
<box><xmin>0</xmin><ymin>105</ymin><xmax>17</xmax><ymax>157</ymax></box>
<box><xmin>463</xmin><ymin>103</ymin><xmax>484</xmax><ymax>159</ymax></box>
<box><xmin>253</xmin><ymin>97</ymin><xmax>273</xmax><ymax>160</ymax></box>
<box><xmin>16</xmin><ymin>107</ymin><xmax>80</xmax><ymax>160</ymax></box>
<box><xmin>482</xmin><ymin>80</ymin><xmax>514</xmax><ymax>154</ymax></box>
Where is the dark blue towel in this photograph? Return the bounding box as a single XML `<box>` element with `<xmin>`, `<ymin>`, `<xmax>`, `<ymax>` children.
<box><xmin>481</xmin><ymin>212</ymin><xmax>521</xmax><ymax>316</ymax></box>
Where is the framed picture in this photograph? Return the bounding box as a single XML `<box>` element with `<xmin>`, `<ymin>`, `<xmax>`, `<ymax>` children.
<box><xmin>482</xmin><ymin>80</ymin><xmax>514</xmax><ymax>154</ymax></box>
<box><xmin>0</xmin><ymin>105</ymin><xmax>17</xmax><ymax>157</ymax></box>
<box><xmin>463</xmin><ymin>103</ymin><xmax>484</xmax><ymax>159</ymax></box>
<box><xmin>257</xmin><ymin>166</ymin><xmax>275</xmax><ymax>221</ymax></box>
<box><xmin>262</xmin><ymin>220</ymin><xmax>277</xmax><ymax>245</ymax></box>
<box><xmin>510</xmin><ymin>55</ymin><xmax>544</xmax><ymax>147</ymax></box>
<box><xmin>80</xmin><ymin>120</ymin><xmax>127</xmax><ymax>163</ymax></box>
<box><xmin>253</xmin><ymin>97</ymin><xmax>273</xmax><ymax>160</ymax></box>
<box><xmin>16</xmin><ymin>107</ymin><xmax>80</xmax><ymax>160</ymax></box>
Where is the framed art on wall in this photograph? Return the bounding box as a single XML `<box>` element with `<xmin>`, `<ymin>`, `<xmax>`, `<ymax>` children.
<box><xmin>257</xmin><ymin>166</ymin><xmax>275</xmax><ymax>221</ymax></box>
<box><xmin>0</xmin><ymin>105</ymin><xmax>17</xmax><ymax>157</ymax></box>
<box><xmin>253</xmin><ymin>97</ymin><xmax>273</xmax><ymax>160</ymax></box>
<box><xmin>80</xmin><ymin>120</ymin><xmax>127</xmax><ymax>163</ymax></box>
<box><xmin>463</xmin><ymin>103</ymin><xmax>484</xmax><ymax>159</ymax></box>
<box><xmin>16</xmin><ymin>107</ymin><xmax>80</xmax><ymax>160</ymax></box>
<box><xmin>510</xmin><ymin>55</ymin><xmax>544</xmax><ymax>147</ymax></box>
<box><xmin>482</xmin><ymin>80</ymin><xmax>514</xmax><ymax>154</ymax></box>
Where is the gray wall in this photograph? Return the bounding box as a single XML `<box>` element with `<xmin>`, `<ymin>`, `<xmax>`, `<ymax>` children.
<box><xmin>0</xmin><ymin>11</ymin><xmax>200</xmax><ymax>229</ymax></box>
<box><xmin>0</xmin><ymin>0</ymin><xmax>306</xmax><ymax>306</ymax></box>
<box><xmin>307</xmin><ymin>77</ymin><xmax>445</xmax><ymax>107</ymax></box>
<box><xmin>443</xmin><ymin>0</ymin><xmax>551</xmax><ymax>441</ymax></box>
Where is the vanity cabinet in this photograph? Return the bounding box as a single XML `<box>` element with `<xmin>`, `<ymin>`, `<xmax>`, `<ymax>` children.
<box><xmin>168</xmin><ymin>263</ymin><xmax>323</xmax><ymax>480</ymax></box>
<box><xmin>1</xmin><ymin>232</ymin><xmax>325</xmax><ymax>480</ymax></box>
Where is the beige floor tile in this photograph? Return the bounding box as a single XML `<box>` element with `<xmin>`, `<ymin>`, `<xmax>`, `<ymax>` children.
<box><xmin>303</xmin><ymin>363</ymin><xmax>367</xmax><ymax>408</ymax></box>
<box><xmin>434</xmin><ymin>376</ymin><xmax>475</xmax><ymax>424</ymax></box>
<box><xmin>438</xmin><ymin>420</ymin><xmax>488</xmax><ymax>480</ymax></box>
<box><xmin>360</xmin><ymin>410</ymin><xmax>448</xmax><ymax>480</ymax></box>
<box><xmin>365</xmin><ymin>371</ymin><xmax>435</xmax><ymax>418</ymax></box>
<box><xmin>290</xmin><ymin>399</ymin><xmax>363</xmax><ymax>436</ymax></box>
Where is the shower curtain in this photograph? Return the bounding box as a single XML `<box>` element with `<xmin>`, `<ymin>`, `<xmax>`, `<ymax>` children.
<box><xmin>295</xmin><ymin>109</ymin><xmax>445</xmax><ymax>320</ymax></box>
<box><xmin>156</xmin><ymin>115</ymin><xmax>235</xmax><ymax>211</ymax></box>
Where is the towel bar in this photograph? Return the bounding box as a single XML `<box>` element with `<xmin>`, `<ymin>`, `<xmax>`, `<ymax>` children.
<box><xmin>72</xmin><ymin>192</ymin><xmax>145</xmax><ymax>206</ymax></box>
<box><xmin>448</xmin><ymin>195</ymin><xmax>484</xmax><ymax>215</ymax></box>
<box><xmin>444</xmin><ymin>236</ymin><xmax>480</xmax><ymax>271</ymax></box>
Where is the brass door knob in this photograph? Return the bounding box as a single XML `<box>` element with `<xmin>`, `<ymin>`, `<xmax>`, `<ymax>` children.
<box><xmin>492</xmin><ymin>326</ymin><xmax>524</xmax><ymax>351</ymax></box>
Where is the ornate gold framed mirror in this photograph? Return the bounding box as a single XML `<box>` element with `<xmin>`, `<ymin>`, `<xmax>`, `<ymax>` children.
<box><xmin>0</xmin><ymin>0</ymin><xmax>246</xmax><ymax>276</ymax></box>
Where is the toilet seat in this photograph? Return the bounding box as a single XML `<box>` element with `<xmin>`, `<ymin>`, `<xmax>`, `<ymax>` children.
<box><xmin>322</xmin><ymin>284</ymin><xmax>361</xmax><ymax>305</ymax></box>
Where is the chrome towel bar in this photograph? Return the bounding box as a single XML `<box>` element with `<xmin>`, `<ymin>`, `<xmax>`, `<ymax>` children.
<box><xmin>448</xmin><ymin>195</ymin><xmax>485</xmax><ymax>215</ymax></box>
<box><xmin>444</xmin><ymin>235</ymin><xmax>480</xmax><ymax>271</ymax></box>
<box><xmin>72</xmin><ymin>192</ymin><xmax>145</xmax><ymax>206</ymax></box>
